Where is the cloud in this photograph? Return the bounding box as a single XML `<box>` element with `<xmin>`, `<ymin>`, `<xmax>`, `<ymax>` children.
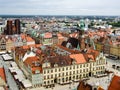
<box><xmin>0</xmin><ymin>0</ymin><xmax>120</xmax><ymax>15</ymax></box>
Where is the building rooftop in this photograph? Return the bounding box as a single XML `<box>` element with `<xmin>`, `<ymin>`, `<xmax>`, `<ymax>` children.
<box><xmin>0</xmin><ymin>68</ymin><xmax>6</xmax><ymax>82</ymax></box>
<box><xmin>108</xmin><ymin>75</ymin><xmax>120</xmax><ymax>90</ymax></box>
<box><xmin>2</xmin><ymin>54</ymin><xmax>13</xmax><ymax>61</ymax></box>
<box><xmin>46</xmin><ymin>55</ymin><xmax>72</xmax><ymax>67</ymax></box>
<box><xmin>24</xmin><ymin>56</ymin><xmax>42</xmax><ymax>73</ymax></box>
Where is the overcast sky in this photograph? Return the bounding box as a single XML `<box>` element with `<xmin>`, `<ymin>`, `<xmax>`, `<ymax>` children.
<box><xmin>0</xmin><ymin>0</ymin><xmax>120</xmax><ymax>15</ymax></box>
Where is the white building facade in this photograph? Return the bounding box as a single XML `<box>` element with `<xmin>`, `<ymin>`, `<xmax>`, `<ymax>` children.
<box><xmin>42</xmin><ymin>53</ymin><xmax>106</xmax><ymax>87</ymax></box>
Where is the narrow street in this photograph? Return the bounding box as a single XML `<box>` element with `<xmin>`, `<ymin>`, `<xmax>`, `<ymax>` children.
<box><xmin>0</xmin><ymin>56</ymin><xmax>19</xmax><ymax>90</ymax></box>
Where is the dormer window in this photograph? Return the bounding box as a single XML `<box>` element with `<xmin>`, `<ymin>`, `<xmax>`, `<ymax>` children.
<box><xmin>42</xmin><ymin>61</ymin><xmax>51</xmax><ymax>68</ymax></box>
<box><xmin>72</xmin><ymin>60</ymin><xmax>76</xmax><ymax>65</ymax></box>
<box><xmin>54</xmin><ymin>63</ymin><xmax>58</xmax><ymax>67</ymax></box>
<box><xmin>35</xmin><ymin>70</ymin><xmax>40</xmax><ymax>74</ymax></box>
<box><xmin>88</xmin><ymin>58</ymin><xmax>93</xmax><ymax>62</ymax></box>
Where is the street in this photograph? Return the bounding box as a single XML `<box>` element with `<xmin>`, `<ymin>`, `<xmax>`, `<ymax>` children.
<box><xmin>0</xmin><ymin>55</ymin><xmax>19</xmax><ymax>90</ymax></box>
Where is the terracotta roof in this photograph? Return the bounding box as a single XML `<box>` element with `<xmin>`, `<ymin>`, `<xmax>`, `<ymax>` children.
<box><xmin>22</xmin><ymin>44</ymin><xmax>42</xmax><ymax>49</ymax></box>
<box><xmin>24</xmin><ymin>56</ymin><xmax>42</xmax><ymax>74</ymax></box>
<box><xmin>35</xmin><ymin>44</ymin><xmax>42</xmax><ymax>48</ymax></box>
<box><xmin>70</xmin><ymin>49</ymin><xmax>98</xmax><ymax>64</ymax></box>
<box><xmin>108</xmin><ymin>75</ymin><xmax>120</xmax><ymax>90</ymax></box>
<box><xmin>32</xmin><ymin>67</ymin><xmax>42</xmax><ymax>74</ymax></box>
<box><xmin>24</xmin><ymin>56</ymin><xmax>39</xmax><ymax>65</ymax></box>
<box><xmin>57</xmin><ymin>33</ymin><xmax>64</xmax><ymax>39</ymax></box>
<box><xmin>29</xmin><ymin>44</ymin><xmax>37</xmax><ymax>47</ymax></box>
<box><xmin>70</xmin><ymin>54</ymin><xmax>87</xmax><ymax>64</ymax></box>
<box><xmin>44</xmin><ymin>32</ymin><xmax>52</xmax><ymax>38</ymax></box>
<box><xmin>77</xmin><ymin>80</ymin><xmax>92</xmax><ymax>90</ymax></box>
<box><xmin>0</xmin><ymin>68</ymin><xmax>6</xmax><ymax>82</ymax></box>
<box><xmin>22</xmin><ymin>45</ymin><xmax>29</xmax><ymax>49</ymax></box>
<box><xmin>98</xmin><ymin>86</ymin><xmax>104</xmax><ymax>90</ymax></box>
<box><xmin>20</xmin><ymin>34</ymin><xmax>26</xmax><ymax>39</ymax></box>
<box><xmin>87</xmin><ymin>49</ymin><xmax>100</xmax><ymax>59</ymax></box>
<box><xmin>57</xmin><ymin>33</ymin><xmax>63</xmax><ymax>37</ymax></box>
<box><xmin>58</xmin><ymin>36</ymin><xmax>64</xmax><ymax>39</ymax></box>
<box><xmin>26</xmin><ymin>36</ymin><xmax>34</xmax><ymax>42</ymax></box>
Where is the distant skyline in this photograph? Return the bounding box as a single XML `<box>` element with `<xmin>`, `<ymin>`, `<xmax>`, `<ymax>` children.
<box><xmin>0</xmin><ymin>0</ymin><xmax>120</xmax><ymax>16</ymax></box>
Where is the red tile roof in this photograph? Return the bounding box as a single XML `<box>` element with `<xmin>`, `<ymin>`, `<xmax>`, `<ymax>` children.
<box><xmin>70</xmin><ymin>53</ymin><xmax>95</xmax><ymax>64</ymax></box>
<box><xmin>108</xmin><ymin>75</ymin><xmax>120</xmax><ymax>90</ymax></box>
<box><xmin>57</xmin><ymin>33</ymin><xmax>64</xmax><ymax>39</ymax></box>
<box><xmin>87</xmin><ymin>48</ymin><xmax>100</xmax><ymax>59</ymax></box>
<box><xmin>20</xmin><ymin>34</ymin><xmax>26</xmax><ymax>39</ymax></box>
<box><xmin>98</xmin><ymin>87</ymin><xmax>104</xmax><ymax>90</ymax></box>
<box><xmin>70</xmin><ymin>54</ymin><xmax>87</xmax><ymax>64</ymax></box>
<box><xmin>44</xmin><ymin>32</ymin><xmax>52</xmax><ymax>38</ymax></box>
<box><xmin>35</xmin><ymin>44</ymin><xmax>42</xmax><ymax>48</ymax></box>
<box><xmin>0</xmin><ymin>68</ymin><xmax>6</xmax><ymax>82</ymax></box>
<box><xmin>24</xmin><ymin>56</ymin><xmax>42</xmax><ymax>74</ymax></box>
<box><xmin>22</xmin><ymin>44</ymin><xmax>42</xmax><ymax>49</ymax></box>
<box><xmin>26</xmin><ymin>36</ymin><xmax>34</xmax><ymax>42</ymax></box>
<box><xmin>77</xmin><ymin>81</ymin><xmax>92</xmax><ymax>90</ymax></box>
<box><xmin>22</xmin><ymin>45</ymin><xmax>29</xmax><ymax>49</ymax></box>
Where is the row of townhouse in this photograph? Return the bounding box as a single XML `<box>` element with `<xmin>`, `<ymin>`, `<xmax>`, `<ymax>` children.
<box><xmin>0</xmin><ymin>34</ymin><xmax>35</xmax><ymax>52</ymax></box>
<box><xmin>14</xmin><ymin>44</ymin><xmax>106</xmax><ymax>89</ymax></box>
<box><xmin>95</xmin><ymin>42</ymin><xmax>120</xmax><ymax>58</ymax></box>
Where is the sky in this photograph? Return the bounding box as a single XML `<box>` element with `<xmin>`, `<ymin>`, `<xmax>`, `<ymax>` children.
<box><xmin>0</xmin><ymin>0</ymin><xmax>120</xmax><ymax>15</ymax></box>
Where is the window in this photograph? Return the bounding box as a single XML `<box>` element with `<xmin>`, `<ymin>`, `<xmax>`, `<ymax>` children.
<box><xmin>51</xmin><ymin>70</ymin><xmax>53</xmax><ymax>73</ymax></box>
<box><xmin>80</xmin><ymin>70</ymin><xmax>81</xmax><ymax>73</ymax></box>
<box><xmin>51</xmin><ymin>80</ymin><xmax>53</xmax><ymax>83</ymax></box>
<box><xmin>83</xmin><ymin>74</ymin><xmax>85</xmax><ymax>77</ymax></box>
<box><xmin>62</xmin><ymin>68</ymin><xmax>64</xmax><ymax>71</ymax></box>
<box><xmin>59</xmin><ymin>73</ymin><xmax>60</xmax><ymax>77</ymax></box>
<box><xmin>66</xmin><ymin>77</ymin><xmax>68</xmax><ymax>81</ymax></box>
<box><xmin>55</xmin><ymin>69</ymin><xmax>57</xmax><ymax>72</ymax></box>
<box><xmin>80</xmin><ymin>65</ymin><xmax>82</xmax><ymax>68</ymax></box>
<box><xmin>86</xmin><ymin>64</ymin><xmax>88</xmax><ymax>67</ymax></box>
<box><xmin>55</xmin><ymin>74</ymin><xmax>57</xmax><ymax>77</ymax></box>
<box><xmin>86</xmin><ymin>69</ymin><xmax>88</xmax><ymax>72</ymax></box>
<box><xmin>62</xmin><ymin>78</ymin><xmax>64</xmax><ymax>82</ymax></box>
<box><xmin>76</xmin><ymin>75</ymin><xmax>78</xmax><ymax>79</ymax></box>
<box><xmin>77</xmin><ymin>65</ymin><xmax>79</xmax><ymax>68</ymax></box>
<box><xmin>73</xmin><ymin>71</ymin><xmax>75</xmax><ymax>74</ymax></box>
<box><xmin>73</xmin><ymin>76</ymin><xmax>75</xmax><ymax>79</ymax></box>
<box><xmin>77</xmin><ymin>70</ymin><xmax>78</xmax><ymax>74</ymax></box>
<box><xmin>44</xmin><ymin>76</ymin><xmax>46</xmax><ymax>79</ymax></box>
<box><xmin>47</xmin><ymin>70</ymin><xmax>49</xmax><ymax>73</ymax></box>
<box><xmin>51</xmin><ymin>75</ymin><xmax>53</xmax><ymax>78</ymax></box>
<box><xmin>47</xmin><ymin>76</ymin><xmax>49</xmax><ymax>79</ymax></box>
<box><xmin>66</xmin><ymin>72</ymin><xmax>68</xmax><ymax>75</ymax></box>
<box><xmin>66</xmin><ymin>67</ymin><xmax>68</xmax><ymax>70</ymax></box>
<box><xmin>44</xmin><ymin>81</ymin><xmax>46</xmax><ymax>84</ymax></box>
<box><xmin>73</xmin><ymin>66</ymin><xmax>75</xmax><ymax>69</ymax></box>
<box><xmin>44</xmin><ymin>70</ymin><xmax>46</xmax><ymax>74</ymax></box>
<box><xmin>80</xmin><ymin>75</ymin><xmax>81</xmax><ymax>78</ymax></box>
